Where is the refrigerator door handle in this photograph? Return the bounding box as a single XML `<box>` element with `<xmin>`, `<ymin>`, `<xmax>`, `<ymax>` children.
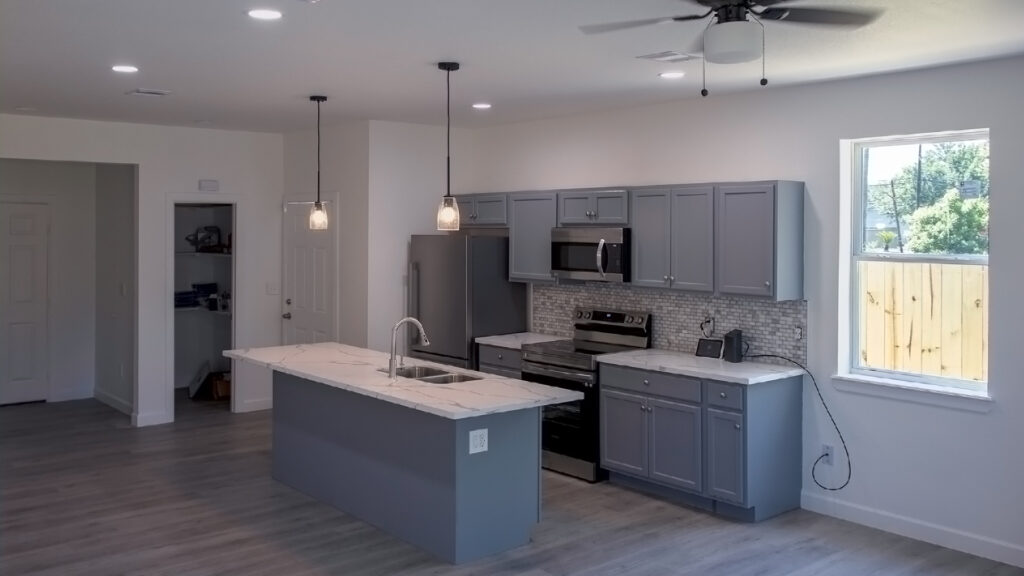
<box><xmin>595</xmin><ymin>238</ymin><xmax>606</xmax><ymax>279</ymax></box>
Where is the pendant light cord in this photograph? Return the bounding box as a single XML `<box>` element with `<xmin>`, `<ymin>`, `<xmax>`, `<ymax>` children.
<box><xmin>445</xmin><ymin>68</ymin><xmax>451</xmax><ymax>199</ymax></box>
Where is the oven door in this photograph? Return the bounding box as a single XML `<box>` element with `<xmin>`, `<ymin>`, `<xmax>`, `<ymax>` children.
<box><xmin>521</xmin><ymin>361</ymin><xmax>599</xmax><ymax>463</ymax></box>
<box><xmin>550</xmin><ymin>227</ymin><xmax>630</xmax><ymax>283</ymax></box>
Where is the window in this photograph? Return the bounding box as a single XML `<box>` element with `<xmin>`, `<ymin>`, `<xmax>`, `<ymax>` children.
<box><xmin>850</xmin><ymin>129</ymin><xmax>989</xmax><ymax>392</ymax></box>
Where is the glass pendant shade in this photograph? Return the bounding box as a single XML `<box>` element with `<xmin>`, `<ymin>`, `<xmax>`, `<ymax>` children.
<box><xmin>436</xmin><ymin>196</ymin><xmax>460</xmax><ymax>231</ymax></box>
<box><xmin>309</xmin><ymin>201</ymin><xmax>329</xmax><ymax>230</ymax></box>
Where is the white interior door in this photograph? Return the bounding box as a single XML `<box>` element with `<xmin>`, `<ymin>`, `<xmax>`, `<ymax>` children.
<box><xmin>1</xmin><ymin>203</ymin><xmax>49</xmax><ymax>404</ymax></box>
<box><xmin>282</xmin><ymin>202</ymin><xmax>335</xmax><ymax>344</ymax></box>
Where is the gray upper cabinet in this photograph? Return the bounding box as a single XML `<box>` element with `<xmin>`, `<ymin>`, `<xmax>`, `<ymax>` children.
<box><xmin>649</xmin><ymin>397</ymin><xmax>702</xmax><ymax>492</ymax></box>
<box><xmin>705</xmin><ymin>408</ymin><xmax>745</xmax><ymax>505</ymax></box>
<box><xmin>715</xmin><ymin>181</ymin><xmax>803</xmax><ymax>300</ymax></box>
<box><xmin>457</xmin><ymin>193</ymin><xmax>508</xmax><ymax>227</ymax></box>
<box><xmin>508</xmin><ymin>192</ymin><xmax>557</xmax><ymax>283</ymax></box>
<box><xmin>600</xmin><ymin>389</ymin><xmax>648</xmax><ymax>476</ymax></box>
<box><xmin>631</xmin><ymin>186</ymin><xmax>713</xmax><ymax>292</ymax></box>
<box><xmin>557</xmin><ymin>190</ymin><xmax>629</xmax><ymax>225</ymax></box>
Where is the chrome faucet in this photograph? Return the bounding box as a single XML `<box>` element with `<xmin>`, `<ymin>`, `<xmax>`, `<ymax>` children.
<box><xmin>389</xmin><ymin>317</ymin><xmax>430</xmax><ymax>379</ymax></box>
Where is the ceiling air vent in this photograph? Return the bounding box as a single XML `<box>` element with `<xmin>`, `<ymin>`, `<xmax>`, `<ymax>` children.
<box><xmin>125</xmin><ymin>88</ymin><xmax>171</xmax><ymax>97</ymax></box>
<box><xmin>636</xmin><ymin>51</ymin><xmax>697</xmax><ymax>63</ymax></box>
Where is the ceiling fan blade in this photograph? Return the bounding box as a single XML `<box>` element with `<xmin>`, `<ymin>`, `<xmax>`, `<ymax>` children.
<box><xmin>579</xmin><ymin>12</ymin><xmax>709</xmax><ymax>35</ymax></box>
<box><xmin>758</xmin><ymin>6</ymin><xmax>882</xmax><ymax>27</ymax></box>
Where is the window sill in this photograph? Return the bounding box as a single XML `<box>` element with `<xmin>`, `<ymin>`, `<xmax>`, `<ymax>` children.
<box><xmin>831</xmin><ymin>373</ymin><xmax>993</xmax><ymax>413</ymax></box>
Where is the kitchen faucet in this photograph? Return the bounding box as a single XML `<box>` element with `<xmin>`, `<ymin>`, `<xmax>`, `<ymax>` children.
<box><xmin>389</xmin><ymin>317</ymin><xmax>430</xmax><ymax>379</ymax></box>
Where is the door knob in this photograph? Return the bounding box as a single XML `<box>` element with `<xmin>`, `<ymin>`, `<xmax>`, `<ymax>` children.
<box><xmin>282</xmin><ymin>312</ymin><xmax>292</xmax><ymax>319</ymax></box>
<box><xmin>285</xmin><ymin>298</ymin><xmax>292</xmax><ymax>305</ymax></box>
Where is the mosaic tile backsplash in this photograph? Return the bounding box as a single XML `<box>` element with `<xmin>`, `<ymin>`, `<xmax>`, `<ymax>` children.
<box><xmin>532</xmin><ymin>283</ymin><xmax>807</xmax><ymax>365</ymax></box>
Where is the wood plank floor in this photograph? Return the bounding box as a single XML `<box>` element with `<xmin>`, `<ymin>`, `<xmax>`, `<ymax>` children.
<box><xmin>1</xmin><ymin>397</ymin><xmax>1019</xmax><ymax>576</ymax></box>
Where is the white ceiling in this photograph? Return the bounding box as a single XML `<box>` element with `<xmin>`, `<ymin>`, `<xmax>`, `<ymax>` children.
<box><xmin>2</xmin><ymin>0</ymin><xmax>1023</xmax><ymax>133</ymax></box>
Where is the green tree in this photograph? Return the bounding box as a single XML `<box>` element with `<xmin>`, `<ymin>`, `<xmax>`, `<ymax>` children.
<box><xmin>867</xmin><ymin>141</ymin><xmax>989</xmax><ymax>229</ymax></box>
<box><xmin>905</xmin><ymin>190</ymin><xmax>988</xmax><ymax>255</ymax></box>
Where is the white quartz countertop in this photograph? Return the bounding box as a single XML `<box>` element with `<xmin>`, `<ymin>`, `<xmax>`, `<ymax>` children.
<box><xmin>474</xmin><ymin>332</ymin><xmax>566</xmax><ymax>350</ymax></box>
<box><xmin>224</xmin><ymin>342</ymin><xmax>582</xmax><ymax>420</ymax></box>
<box><xmin>597</xmin><ymin>349</ymin><xmax>804</xmax><ymax>385</ymax></box>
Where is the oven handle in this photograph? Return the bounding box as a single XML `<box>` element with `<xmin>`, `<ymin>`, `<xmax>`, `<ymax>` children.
<box><xmin>596</xmin><ymin>238</ymin><xmax>606</xmax><ymax>279</ymax></box>
<box><xmin>522</xmin><ymin>361</ymin><xmax>595</xmax><ymax>386</ymax></box>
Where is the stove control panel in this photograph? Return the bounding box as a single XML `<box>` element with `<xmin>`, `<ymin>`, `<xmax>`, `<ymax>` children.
<box><xmin>574</xmin><ymin>307</ymin><xmax>650</xmax><ymax>329</ymax></box>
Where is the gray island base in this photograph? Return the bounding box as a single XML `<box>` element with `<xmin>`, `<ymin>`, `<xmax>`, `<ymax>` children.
<box><xmin>273</xmin><ymin>371</ymin><xmax>541</xmax><ymax>564</ymax></box>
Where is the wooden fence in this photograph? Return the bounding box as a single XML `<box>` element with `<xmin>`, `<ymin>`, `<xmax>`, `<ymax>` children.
<box><xmin>858</xmin><ymin>260</ymin><xmax>988</xmax><ymax>382</ymax></box>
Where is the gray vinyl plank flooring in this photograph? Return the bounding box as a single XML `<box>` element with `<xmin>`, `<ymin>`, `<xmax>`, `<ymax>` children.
<box><xmin>1</xmin><ymin>397</ymin><xmax>1019</xmax><ymax>576</ymax></box>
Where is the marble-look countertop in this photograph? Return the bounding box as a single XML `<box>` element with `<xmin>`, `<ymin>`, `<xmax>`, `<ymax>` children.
<box><xmin>224</xmin><ymin>342</ymin><xmax>582</xmax><ymax>420</ymax></box>
<box><xmin>474</xmin><ymin>332</ymin><xmax>567</xmax><ymax>351</ymax></box>
<box><xmin>597</xmin><ymin>349</ymin><xmax>804</xmax><ymax>385</ymax></box>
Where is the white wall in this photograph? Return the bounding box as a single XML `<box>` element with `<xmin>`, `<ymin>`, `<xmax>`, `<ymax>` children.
<box><xmin>366</xmin><ymin>120</ymin><xmax>444</xmax><ymax>352</ymax></box>
<box><xmin>0</xmin><ymin>114</ymin><xmax>284</xmax><ymax>426</ymax></box>
<box><xmin>0</xmin><ymin>159</ymin><xmax>97</xmax><ymax>402</ymax></box>
<box><xmin>459</xmin><ymin>56</ymin><xmax>1024</xmax><ymax>567</ymax></box>
<box><xmin>94</xmin><ymin>163</ymin><xmax>136</xmax><ymax>414</ymax></box>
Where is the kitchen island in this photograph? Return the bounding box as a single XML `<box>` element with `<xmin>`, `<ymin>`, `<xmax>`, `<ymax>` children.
<box><xmin>224</xmin><ymin>342</ymin><xmax>582</xmax><ymax>564</ymax></box>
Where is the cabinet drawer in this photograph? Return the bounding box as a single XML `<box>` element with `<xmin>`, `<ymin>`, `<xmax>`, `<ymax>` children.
<box><xmin>478</xmin><ymin>345</ymin><xmax>522</xmax><ymax>370</ymax></box>
<box><xmin>706</xmin><ymin>380</ymin><xmax>744</xmax><ymax>411</ymax></box>
<box><xmin>600</xmin><ymin>365</ymin><xmax>701</xmax><ymax>403</ymax></box>
<box><xmin>479</xmin><ymin>364</ymin><xmax>520</xmax><ymax>380</ymax></box>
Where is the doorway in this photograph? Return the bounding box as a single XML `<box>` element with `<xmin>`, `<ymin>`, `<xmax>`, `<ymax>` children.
<box><xmin>282</xmin><ymin>200</ymin><xmax>336</xmax><ymax>345</ymax></box>
<box><xmin>172</xmin><ymin>203</ymin><xmax>235</xmax><ymax>415</ymax></box>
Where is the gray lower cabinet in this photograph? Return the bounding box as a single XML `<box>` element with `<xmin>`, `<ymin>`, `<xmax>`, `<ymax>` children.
<box><xmin>715</xmin><ymin>181</ymin><xmax>803</xmax><ymax>300</ymax></box>
<box><xmin>477</xmin><ymin>344</ymin><xmax>522</xmax><ymax>379</ymax></box>
<box><xmin>600</xmin><ymin>389</ymin><xmax>648</xmax><ymax>475</ymax></box>
<box><xmin>631</xmin><ymin>186</ymin><xmax>713</xmax><ymax>291</ymax></box>
<box><xmin>509</xmin><ymin>192</ymin><xmax>557</xmax><ymax>282</ymax></box>
<box><xmin>457</xmin><ymin>193</ymin><xmax>508</xmax><ymax>227</ymax></box>
<box><xmin>557</xmin><ymin>190</ymin><xmax>629</xmax><ymax>225</ymax></box>
<box><xmin>705</xmin><ymin>408</ymin><xmax>744</xmax><ymax>504</ymax></box>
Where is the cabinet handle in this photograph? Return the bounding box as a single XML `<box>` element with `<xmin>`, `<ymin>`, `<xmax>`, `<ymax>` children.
<box><xmin>720</xmin><ymin>391</ymin><xmax>727</xmax><ymax>399</ymax></box>
<box><xmin>497</xmin><ymin>353</ymin><xmax>503</xmax><ymax>360</ymax></box>
<box><xmin>663</xmin><ymin>275</ymin><xmax>669</xmax><ymax>281</ymax></box>
<box><xmin>764</xmin><ymin>280</ymin><xmax>771</xmax><ymax>287</ymax></box>
<box><xmin>669</xmin><ymin>276</ymin><xmax>675</xmax><ymax>282</ymax></box>
<box><xmin>643</xmin><ymin>379</ymin><xmax>649</xmax><ymax>386</ymax></box>
<box><xmin>734</xmin><ymin>423</ymin><xmax>741</xmax><ymax>430</ymax></box>
<box><xmin>640</xmin><ymin>404</ymin><xmax>645</xmax><ymax>411</ymax></box>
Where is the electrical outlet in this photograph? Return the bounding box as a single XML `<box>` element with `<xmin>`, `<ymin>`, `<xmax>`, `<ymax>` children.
<box><xmin>469</xmin><ymin>429</ymin><xmax>488</xmax><ymax>454</ymax></box>
<box><xmin>821</xmin><ymin>444</ymin><xmax>834</xmax><ymax>466</ymax></box>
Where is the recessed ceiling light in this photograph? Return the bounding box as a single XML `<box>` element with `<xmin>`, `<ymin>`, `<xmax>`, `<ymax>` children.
<box><xmin>659</xmin><ymin>71</ymin><xmax>686</xmax><ymax>80</ymax></box>
<box><xmin>472</xmin><ymin>103</ymin><xmax>492</xmax><ymax>110</ymax></box>
<box><xmin>248</xmin><ymin>8</ymin><xmax>282</xmax><ymax>20</ymax></box>
<box><xmin>112</xmin><ymin>65</ymin><xmax>139</xmax><ymax>74</ymax></box>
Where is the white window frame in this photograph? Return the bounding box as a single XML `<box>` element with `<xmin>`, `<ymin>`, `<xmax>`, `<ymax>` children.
<box><xmin>847</xmin><ymin>128</ymin><xmax>989</xmax><ymax>395</ymax></box>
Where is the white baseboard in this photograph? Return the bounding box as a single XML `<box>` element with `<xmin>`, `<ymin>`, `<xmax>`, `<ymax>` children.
<box><xmin>233</xmin><ymin>396</ymin><xmax>272</xmax><ymax>413</ymax></box>
<box><xmin>131</xmin><ymin>410</ymin><xmax>173</xmax><ymax>427</ymax></box>
<box><xmin>94</xmin><ymin>388</ymin><xmax>132</xmax><ymax>415</ymax></box>
<box><xmin>802</xmin><ymin>491</ymin><xmax>1024</xmax><ymax>568</ymax></box>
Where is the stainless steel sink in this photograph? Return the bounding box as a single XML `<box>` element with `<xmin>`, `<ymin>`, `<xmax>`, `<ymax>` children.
<box><xmin>416</xmin><ymin>373</ymin><xmax>482</xmax><ymax>384</ymax></box>
<box><xmin>378</xmin><ymin>366</ymin><xmax>449</xmax><ymax>379</ymax></box>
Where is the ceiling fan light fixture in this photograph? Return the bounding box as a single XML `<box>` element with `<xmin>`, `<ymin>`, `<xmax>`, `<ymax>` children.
<box><xmin>703</xmin><ymin>20</ymin><xmax>762</xmax><ymax>64</ymax></box>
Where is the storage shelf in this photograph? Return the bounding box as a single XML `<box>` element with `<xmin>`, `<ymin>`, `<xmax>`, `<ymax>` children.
<box><xmin>175</xmin><ymin>252</ymin><xmax>232</xmax><ymax>258</ymax></box>
<box><xmin>174</xmin><ymin>306</ymin><xmax>232</xmax><ymax>317</ymax></box>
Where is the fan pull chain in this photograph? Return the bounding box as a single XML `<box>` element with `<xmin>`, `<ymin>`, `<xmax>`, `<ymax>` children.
<box><xmin>700</xmin><ymin>17</ymin><xmax>714</xmax><ymax>97</ymax></box>
<box><xmin>751</xmin><ymin>13</ymin><xmax>768</xmax><ymax>87</ymax></box>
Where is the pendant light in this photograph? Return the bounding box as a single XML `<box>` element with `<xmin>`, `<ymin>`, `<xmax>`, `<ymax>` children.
<box><xmin>436</xmin><ymin>62</ymin><xmax>460</xmax><ymax>231</ymax></box>
<box><xmin>308</xmin><ymin>95</ymin><xmax>329</xmax><ymax>230</ymax></box>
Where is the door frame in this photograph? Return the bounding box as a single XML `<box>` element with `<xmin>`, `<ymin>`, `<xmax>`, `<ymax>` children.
<box><xmin>0</xmin><ymin>198</ymin><xmax>51</xmax><ymax>403</ymax></box>
<box><xmin>282</xmin><ymin>191</ymin><xmax>338</xmax><ymax>344</ymax></box>
<box><xmin>166</xmin><ymin>194</ymin><xmax>239</xmax><ymax>417</ymax></box>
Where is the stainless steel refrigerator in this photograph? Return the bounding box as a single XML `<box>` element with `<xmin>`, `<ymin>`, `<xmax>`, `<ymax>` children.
<box><xmin>407</xmin><ymin>233</ymin><xmax>527</xmax><ymax>369</ymax></box>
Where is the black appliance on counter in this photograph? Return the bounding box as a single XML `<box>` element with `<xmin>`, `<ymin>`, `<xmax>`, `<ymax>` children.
<box><xmin>550</xmin><ymin>227</ymin><xmax>630</xmax><ymax>283</ymax></box>
<box><xmin>407</xmin><ymin>233</ymin><xmax>527</xmax><ymax>369</ymax></box>
<box><xmin>723</xmin><ymin>329</ymin><xmax>744</xmax><ymax>363</ymax></box>
<box><xmin>521</xmin><ymin>307</ymin><xmax>651</xmax><ymax>482</ymax></box>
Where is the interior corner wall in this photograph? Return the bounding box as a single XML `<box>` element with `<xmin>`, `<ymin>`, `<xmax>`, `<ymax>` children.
<box><xmin>0</xmin><ymin>158</ymin><xmax>97</xmax><ymax>402</ymax></box>
<box><xmin>94</xmin><ymin>163</ymin><xmax>136</xmax><ymax>415</ymax></box>
<box><xmin>458</xmin><ymin>56</ymin><xmax>1024</xmax><ymax>567</ymax></box>
<box><xmin>0</xmin><ymin>114</ymin><xmax>284</xmax><ymax>427</ymax></box>
<box><xmin>366</xmin><ymin>120</ymin><xmax>444</xmax><ymax>353</ymax></box>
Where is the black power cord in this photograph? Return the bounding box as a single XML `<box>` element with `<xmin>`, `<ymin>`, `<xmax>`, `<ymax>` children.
<box><xmin>745</xmin><ymin>353</ymin><xmax>852</xmax><ymax>491</ymax></box>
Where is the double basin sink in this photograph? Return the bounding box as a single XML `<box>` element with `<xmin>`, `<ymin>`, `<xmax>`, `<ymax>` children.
<box><xmin>378</xmin><ymin>365</ymin><xmax>482</xmax><ymax>384</ymax></box>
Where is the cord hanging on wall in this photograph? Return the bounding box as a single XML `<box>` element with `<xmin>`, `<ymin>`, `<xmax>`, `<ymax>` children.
<box><xmin>308</xmin><ymin>95</ymin><xmax>329</xmax><ymax>230</ymax></box>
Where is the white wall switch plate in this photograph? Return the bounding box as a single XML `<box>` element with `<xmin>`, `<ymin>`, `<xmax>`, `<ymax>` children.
<box><xmin>198</xmin><ymin>179</ymin><xmax>220</xmax><ymax>192</ymax></box>
<box><xmin>469</xmin><ymin>428</ymin><xmax>488</xmax><ymax>454</ymax></box>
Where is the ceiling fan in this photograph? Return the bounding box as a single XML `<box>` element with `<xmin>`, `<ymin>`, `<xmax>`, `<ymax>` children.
<box><xmin>580</xmin><ymin>0</ymin><xmax>882</xmax><ymax>95</ymax></box>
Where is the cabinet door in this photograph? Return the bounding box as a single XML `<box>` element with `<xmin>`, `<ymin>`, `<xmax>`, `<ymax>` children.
<box><xmin>705</xmin><ymin>408</ymin><xmax>745</xmax><ymax>504</ymax></box>
<box><xmin>600</xmin><ymin>389</ymin><xmax>648</xmax><ymax>476</ymax></box>
<box><xmin>716</xmin><ymin>184</ymin><xmax>775</xmax><ymax>297</ymax></box>
<box><xmin>471</xmin><ymin>194</ymin><xmax>508</xmax><ymax>226</ymax></box>
<box><xmin>558</xmin><ymin>191</ymin><xmax>594</xmax><ymax>225</ymax></box>
<box><xmin>509</xmin><ymin>193</ymin><xmax>557</xmax><ymax>282</ymax></box>
<box><xmin>670</xmin><ymin>186</ymin><xmax>714</xmax><ymax>292</ymax></box>
<box><xmin>592</xmin><ymin>190</ymin><xmax>629</xmax><ymax>224</ymax></box>
<box><xmin>649</xmin><ymin>398</ymin><xmax>702</xmax><ymax>492</ymax></box>
<box><xmin>630</xmin><ymin>190</ymin><xmax>671</xmax><ymax>288</ymax></box>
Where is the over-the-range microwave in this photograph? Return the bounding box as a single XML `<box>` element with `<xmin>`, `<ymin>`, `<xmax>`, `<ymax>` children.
<box><xmin>550</xmin><ymin>227</ymin><xmax>631</xmax><ymax>283</ymax></box>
